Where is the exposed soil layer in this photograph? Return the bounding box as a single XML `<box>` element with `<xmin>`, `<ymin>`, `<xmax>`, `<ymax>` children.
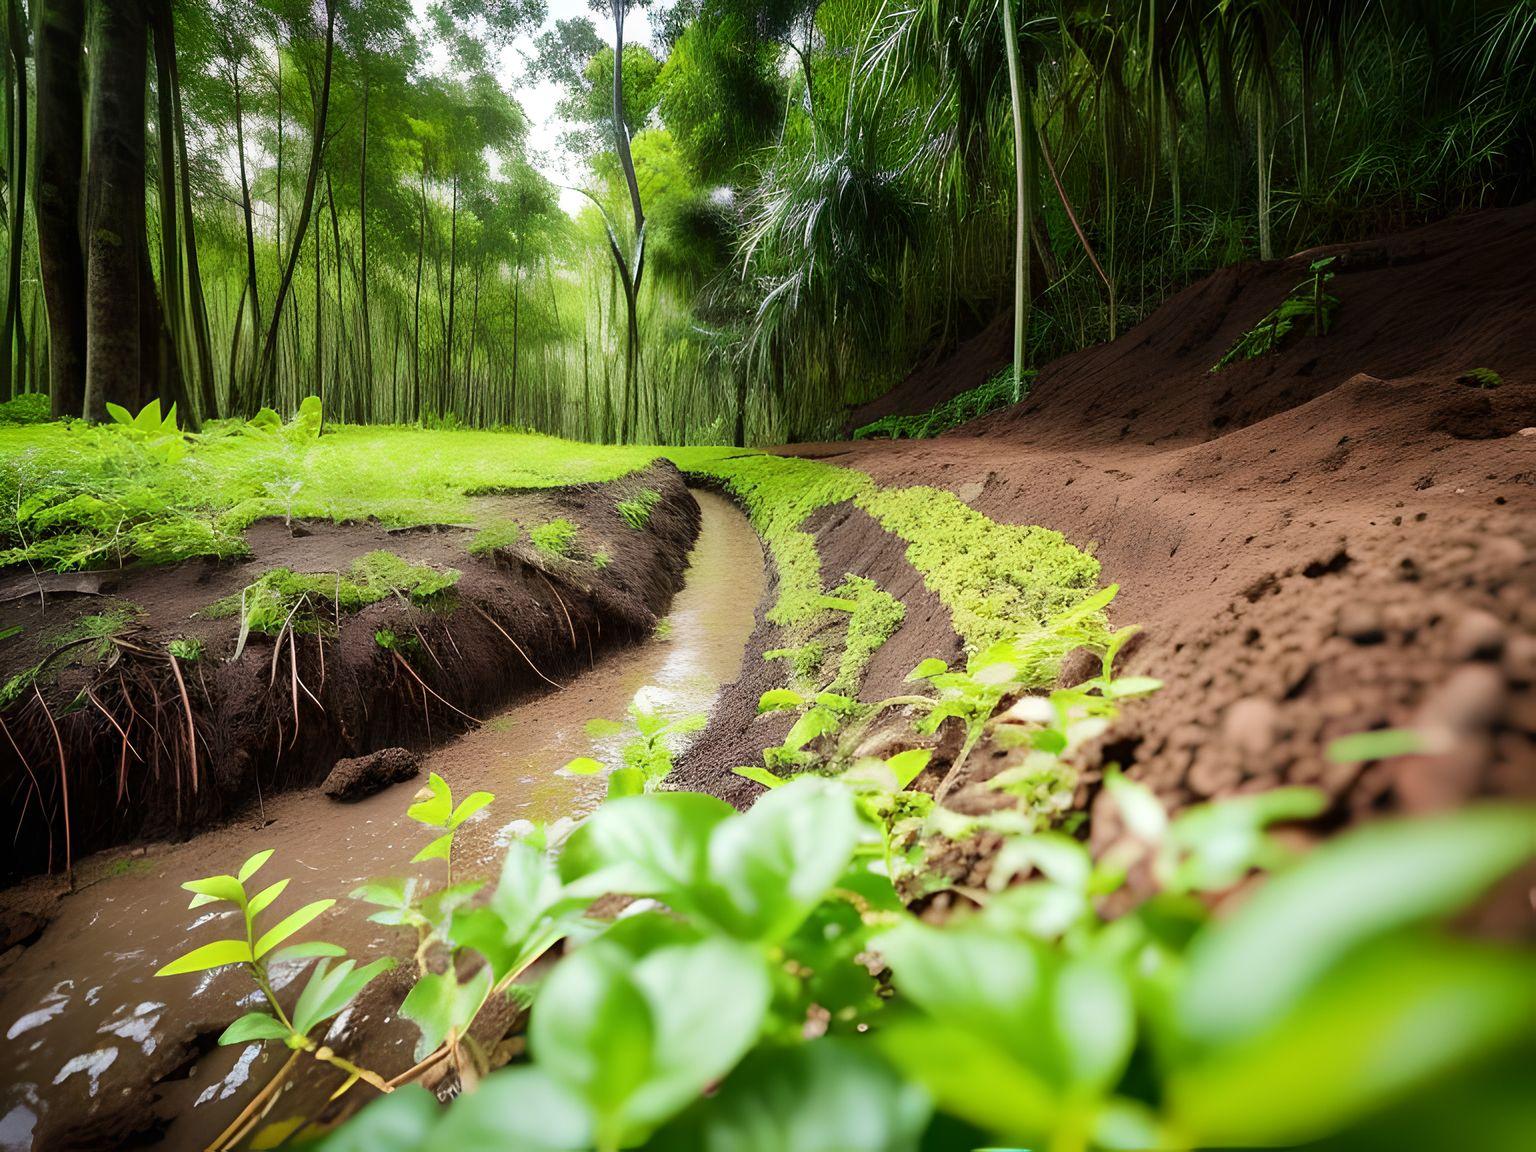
<box><xmin>0</xmin><ymin>461</ymin><xmax>700</xmax><ymax>882</ymax></box>
<box><xmin>684</xmin><ymin>205</ymin><xmax>1536</xmax><ymax>836</ymax></box>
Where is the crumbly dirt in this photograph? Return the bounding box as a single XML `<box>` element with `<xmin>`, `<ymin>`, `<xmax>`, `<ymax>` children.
<box><xmin>682</xmin><ymin>205</ymin><xmax>1536</xmax><ymax>837</ymax></box>
<box><xmin>0</xmin><ymin>461</ymin><xmax>700</xmax><ymax>882</ymax></box>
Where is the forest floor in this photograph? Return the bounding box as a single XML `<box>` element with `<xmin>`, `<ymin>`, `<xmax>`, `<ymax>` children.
<box><xmin>1</xmin><ymin>205</ymin><xmax>1533</xmax><ymax>1148</ymax></box>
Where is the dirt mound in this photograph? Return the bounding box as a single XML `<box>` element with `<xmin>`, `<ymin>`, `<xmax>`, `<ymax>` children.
<box><xmin>690</xmin><ymin>205</ymin><xmax>1536</xmax><ymax>836</ymax></box>
<box><xmin>0</xmin><ymin>462</ymin><xmax>700</xmax><ymax>881</ymax></box>
<box><xmin>843</xmin><ymin>308</ymin><xmax>1013</xmax><ymax>435</ymax></box>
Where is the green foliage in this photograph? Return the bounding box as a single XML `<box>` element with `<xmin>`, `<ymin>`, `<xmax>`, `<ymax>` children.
<box><xmin>854</xmin><ymin>368</ymin><xmax>1032</xmax><ymax>441</ymax></box>
<box><xmin>564</xmin><ymin>692</ymin><xmax>706</xmax><ymax>800</ymax></box>
<box><xmin>1214</xmin><ymin>258</ymin><xmax>1341</xmax><ymax>371</ymax></box>
<box><xmin>824</xmin><ymin>575</ymin><xmax>905</xmax><ymax>696</ymax></box>
<box><xmin>468</xmin><ymin>518</ymin><xmax>522</xmax><ymax>556</ymax></box>
<box><xmin>0</xmin><ymin>394</ymin><xmax>51</xmax><ymax>426</ymax></box>
<box><xmin>405</xmin><ymin>772</ymin><xmax>495</xmax><ymax>884</ymax></box>
<box><xmin>1458</xmin><ymin>367</ymin><xmax>1503</xmax><ymax>389</ymax></box>
<box><xmin>530</xmin><ymin>518</ymin><xmax>579</xmax><ymax>558</ymax></box>
<box><xmin>616</xmin><ymin>487</ymin><xmax>662</xmax><ymax>530</ymax></box>
<box><xmin>207</xmin><ymin>551</ymin><xmax>460</xmax><ymax>642</ymax></box>
<box><xmin>167</xmin><ymin>637</ymin><xmax>204</xmax><ymax>663</ymax></box>
<box><xmin>860</xmin><ymin>485</ymin><xmax>1106</xmax><ymax>654</ymax></box>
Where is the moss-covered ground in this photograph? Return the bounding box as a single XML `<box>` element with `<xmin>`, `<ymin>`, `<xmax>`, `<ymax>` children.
<box><xmin>1</xmin><ymin>418</ymin><xmax>1111</xmax><ymax>696</ymax></box>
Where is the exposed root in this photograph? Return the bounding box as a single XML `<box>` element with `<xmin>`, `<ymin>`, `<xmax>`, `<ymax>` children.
<box><xmin>34</xmin><ymin>685</ymin><xmax>73</xmax><ymax>890</ymax></box>
<box><xmin>468</xmin><ymin>603</ymin><xmax>564</xmax><ymax>690</ymax></box>
<box><xmin>167</xmin><ymin>653</ymin><xmax>200</xmax><ymax>794</ymax></box>
<box><xmin>538</xmin><ymin>570</ymin><xmax>578</xmax><ymax>651</ymax></box>
<box><xmin>390</xmin><ymin>650</ymin><xmax>480</xmax><ymax>725</ymax></box>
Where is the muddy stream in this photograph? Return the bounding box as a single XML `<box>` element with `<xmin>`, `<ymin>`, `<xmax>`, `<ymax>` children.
<box><xmin>0</xmin><ymin>492</ymin><xmax>765</xmax><ymax>1150</ymax></box>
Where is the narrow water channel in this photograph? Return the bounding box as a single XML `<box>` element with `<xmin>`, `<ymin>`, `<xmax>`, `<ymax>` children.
<box><xmin>0</xmin><ymin>491</ymin><xmax>765</xmax><ymax>1151</ymax></box>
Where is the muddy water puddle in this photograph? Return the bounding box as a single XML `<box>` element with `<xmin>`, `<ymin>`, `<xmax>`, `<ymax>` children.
<box><xmin>0</xmin><ymin>492</ymin><xmax>764</xmax><ymax>1150</ymax></box>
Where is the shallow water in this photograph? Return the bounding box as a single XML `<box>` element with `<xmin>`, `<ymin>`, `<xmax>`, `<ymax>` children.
<box><xmin>0</xmin><ymin>491</ymin><xmax>764</xmax><ymax>1150</ymax></box>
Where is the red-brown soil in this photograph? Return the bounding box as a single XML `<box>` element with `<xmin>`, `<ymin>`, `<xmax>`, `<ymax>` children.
<box><xmin>0</xmin><ymin>461</ymin><xmax>700</xmax><ymax>883</ymax></box>
<box><xmin>683</xmin><ymin>205</ymin><xmax>1536</xmax><ymax>842</ymax></box>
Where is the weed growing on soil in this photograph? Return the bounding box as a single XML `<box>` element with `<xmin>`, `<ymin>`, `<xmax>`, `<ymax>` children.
<box><xmin>823</xmin><ymin>574</ymin><xmax>906</xmax><ymax>695</ymax></box>
<box><xmin>402</xmin><ymin>772</ymin><xmax>494</xmax><ymax>885</ymax></box>
<box><xmin>1457</xmin><ymin>367</ymin><xmax>1503</xmax><ymax>388</ymax></box>
<box><xmin>1213</xmin><ymin>257</ymin><xmax>1340</xmax><ymax>371</ymax></box>
<box><xmin>530</xmin><ymin>518</ymin><xmax>579</xmax><ymax>558</ymax></box>
<box><xmin>616</xmin><ymin>487</ymin><xmax>662</xmax><ymax>529</ymax></box>
<box><xmin>166</xmin><ymin>638</ymin><xmax>203</xmax><ymax>662</ymax></box>
<box><xmin>208</xmin><ymin>552</ymin><xmax>461</xmax><ymax>638</ymax></box>
<box><xmin>854</xmin><ymin>366</ymin><xmax>1034</xmax><ymax>440</ymax></box>
<box><xmin>764</xmin><ymin>640</ymin><xmax>827</xmax><ymax>688</ymax></box>
<box><xmin>564</xmin><ymin>692</ymin><xmax>707</xmax><ymax>798</ymax></box>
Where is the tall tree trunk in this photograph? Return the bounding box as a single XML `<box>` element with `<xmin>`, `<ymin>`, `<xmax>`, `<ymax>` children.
<box><xmin>33</xmin><ymin>0</ymin><xmax>87</xmax><ymax>418</ymax></box>
<box><xmin>412</xmin><ymin>166</ymin><xmax>424</xmax><ymax>418</ymax></box>
<box><xmin>1000</xmin><ymin>0</ymin><xmax>1029</xmax><ymax>399</ymax></box>
<box><xmin>444</xmin><ymin>171</ymin><xmax>458</xmax><ymax>397</ymax></box>
<box><xmin>84</xmin><ymin>0</ymin><xmax>151</xmax><ymax>421</ymax></box>
<box><xmin>151</xmin><ymin>8</ymin><xmax>185</xmax><ymax>410</ymax></box>
<box><xmin>357</xmin><ymin>73</ymin><xmax>373</xmax><ymax>414</ymax></box>
<box><xmin>231</xmin><ymin>61</ymin><xmax>260</xmax><ymax>386</ymax></box>
<box><xmin>2</xmin><ymin>0</ymin><xmax>29</xmax><ymax>400</ymax></box>
<box><xmin>251</xmin><ymin>0</ymin><xmax>337</xmax><ymax>410</ymax></box>
<box><xmin>162</xmin><ymin>0</ymin><xmax>216</xmax><ymax>420</ymax></box>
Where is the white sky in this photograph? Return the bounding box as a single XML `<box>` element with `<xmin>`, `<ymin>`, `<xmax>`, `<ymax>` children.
<box><xmin>412</xmin><ymin>0</ymin><xmax>658</xmax><ymax>216</ymax></box>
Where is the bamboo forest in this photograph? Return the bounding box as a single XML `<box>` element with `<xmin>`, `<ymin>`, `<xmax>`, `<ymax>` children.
<box><xmin>0</xmin><ymin>2</ymin><xmax>1534</xmax><ymax>1150</ymax></box>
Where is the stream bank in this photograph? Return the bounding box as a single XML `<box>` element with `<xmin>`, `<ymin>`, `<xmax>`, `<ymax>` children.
<box><xmin>0</xmin><ymin>491</ymin><xmax>765</xmax><ymax>1151</ymax></box>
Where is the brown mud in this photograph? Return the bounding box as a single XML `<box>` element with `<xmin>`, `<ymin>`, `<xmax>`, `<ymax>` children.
<box><xmin>0</xmin><ymin>461</ymin><xmax>698</xmax><ymax>882</ymax></box>
<box><xmin>0</xmin><ymin>492</ymin><xmax>765</xmax><ymax>1150</ymax></box>
<box><xmin>682</xmin><ymin>206</ymin><xmax>1536</xmax><ymax>841</ymax></box>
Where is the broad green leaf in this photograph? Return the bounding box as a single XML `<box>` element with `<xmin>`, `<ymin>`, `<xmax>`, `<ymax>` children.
<box><xmin>407</xmin><ymin>772</ymin><xmax>453</xmax><ymax>828</ymax></box>
<box><xmin>1172</xmin><ymin>937</ymin><xmax>1536</xmax><ymax>1146</ymax></box>
<box><xmin>412</xmin><ymin>831</ymin><xmax>455</xmax><ymax>864</ymax></box>
<box><xmin>905</xmin><ymin>658</ymin><xmax>948</xmax><ymax>682</ymax></box>
<box><xmin>783</xmin><ymin>705</ymin><xmax>839</xmax><ymax>752</ymax></box>
<box><xmin>432</xmin><ymin>1066</ymin><xmax>592</xmax><ymax>1149</ymax></box>
<box><xmin>606</xmin><ymin>767</ymin><xmax>648</xmax><ymax>799</ymax></box>
<box><xmin>731</xmin><ymin>765</ymin><xmax>786</xmax><ymax>789</ymax></box>
<box><xmin>704</xmin><ymin>778</ymin><xmax>862</xmax><ymax>942</ymax></box>
<box><xmin>400</xmin><ymin>965</ymin><xmax>494</xmax><ymax>1061</ymax></box>
<box><xmin>532</xmin><ymin>933</ymin><xmax>771</xmax><ymax>1147</ymax></box>
<box><xmin>448</xmin><ymin>790</ymin><xmax>494</xmax><ymax>830</ymax></box>
<box><xmin>1180</xmin><ymin>805</ymin><xmax>1536</xmax><ymax>1045</ymax></box>
<box><xmin>155</xmin><ymin>938</ymin><xmax>253</xmax><ymax>977</ymax></box>
<box><xmin>237</xmin><ymin>849</ymin><xmax>274</xmax><ymax>884</ymax></box>
<box><xmin>1104</xmin><ymin>769</ymin><xmax>1167</xmax><ymax>843</ymax></box>
<box><xmin>253</xmin><ymin>899</ymin><xmax>336</xmax><ymax>959</ymax></box>
<box><xmin>450</xmin><ymin>840</ymin><xmax>587</xmax><ymax>982</ymax></box>
<box><xmin>311</xmin><ymin>1084</ymin><xmax>438</xmax><ymax>1152</ymax></box>
<box><xmin>134</xmin><ymin>399</ymin><xmax>163</xmax><ymax>430</ymax></box>
<box><xmin>105</xmin><ymin>402</ymin><xmax>134</xmax><ymax>427</ymax></box>
<box><xmin>218</xmin><ymin>1011</ymin><xmax>292</xmax><ymax>1046</ymax></box>
<box><xmin>878</xmin><ymin>1018</ymin><xmax>1057</xmax><ymax>1139</ymax></box>
<box><xmin>292</xmin><ymin>956</ymin><xmax>396</xmax><ymax>1039</ymax></box>
<box><xmin>1103</xmin><ymin>675</ymin><xmax>1163</xmax><ymax>698</ymax></box>
<box><xmin>182</xmin><ymin>874</ymin><xmax>247</xmax><ymax>908</ymax></box>
<box><xmin>350</xmin><ymin>877</ymin><xmax>410</xmax><ymax>909</ymax></box>
<box><xmin>1326</xmin><ymin>728</ymin><xmax>1425</xmax><ymax>763</ymax></box>
<box><xmin>247</xmin><ymin>878</ymin><xmax>290</xmax><ymax>918</ymax></box>
<box><xmin>886</xmin><ymin>748</ymin><xmax>932</xmax><ymax>789</ymax></box>
<box><xmin>660</xmin><ymin>1039</ymin><xmax>931</xmax><ymax>1152</ymax></box>
<box><xmin>756</xmin><ymin>689</ymin><xmax>805</xmax><ymax>713</ymax></box>
<box><xmin>559</xmin><ymin>791</ymin><xmax>733</xmax><ymax>901</ymax></box>
<box><xmin>562</xmin><ymin>756</ymin><xmax>606</xmax><ymax>776</ymax></box>
<box><xmin>268</xmin><ymin>940</ymin><xmax>347</xmax><ymax>965</ymax></box>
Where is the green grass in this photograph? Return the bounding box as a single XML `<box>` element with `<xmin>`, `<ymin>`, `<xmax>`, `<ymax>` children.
<box><xmin>616</xmin><ymin>487</ymin><xmax>662</xmax><ymax>529</ymax></box>
<box><xmin>530</xmin><ymin>518</ymin><xmax>579</xmax><ymax>558</ymax></box>
<box><xmin>853</xmin><ymin>367</ymin><xmax>1030</xmax><ymax>441</ymax></box>
<box><xmin>825</xmin><ymin>575</ymin><xmax>905</xmax><ymax>694</ymax></box>
<box><xmin>468</xmin><ymin>518</ymin><xmax>523</xmax><ymax>556</ymax></box>
<box><xmin>207</xmin><ymin>551</ymin><xmax>460</xmax><ymax>636</ymax></box>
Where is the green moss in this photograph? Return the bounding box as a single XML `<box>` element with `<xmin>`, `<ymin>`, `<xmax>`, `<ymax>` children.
<box><xmin>530</xmin><ymin>518</ymin><xmax>579</xmax><ymax>558</ymax></box>
<box><xmin>0</xmin><ymin>394</ymin><xmax>51</xmax><ymax>426</ymax></box>
<box><xmin>764</xmin><ymin>641</ymin><xmax>827</xmax><ymax>689</ymax></box>
<box><xmin>825</xmin><ymin>575</ymin><xmax>906</xmax><ymax>695</ymax></box>
<box><xmin>853</xmin><ymin>367</ymin><xmax>1030</xmax><ymax>441</ymax></box>
<box><xmin>617</xmin><ymin>487</ymin><xmax>662</xmax><ymax>529</ymax></box>
<box><xmin>208</xmin><ymin>550</ymin><xmax>460</xmax><ymax>637</ymax></box>
<box><xmin>468</xmin><ymin>518</ymin><xmax>522</xmax><ymax>556</ymax></box>
<box><xmin>857</xmin><ymin>485</ymin><xmax>1105</xmax><ymax>655</ymax></box>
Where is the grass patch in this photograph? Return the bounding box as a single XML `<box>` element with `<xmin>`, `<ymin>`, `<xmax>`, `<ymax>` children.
<box><xmin>764</xmin><ymin>642</ymin><xmax>827</xmax><ymax>689</ymax></box>
<box><xmin>1213</xmin><ymin>257</ymin><xmax>1339</xmax><ymax>372</ymax></box>
<box><xmin>853</xmin><ymin>367</ymin><xmax>1030</xmax><ymax>441</ymax></box>
<box><xmin>468</xmin><ymin>518</ymin><xmax>523</xmax><ymax>556</ymax></box>
<box><xmin>616</xmin><ymin>488</ymin><xmax>662</xmax><ymax>529</ymax></box>
<box><xmin>530</xmin><ymin>518</ymin><xmax>579</xmax><ymax>558</ymax></box>
<box><xmin>207</xmin><ymin>550</ymin><xmax>460</xmax><ymax>637</ymax></box>
<box><xmin>824</xmin><ymin>575</ymin><xmax>906</xmax><ymax>695</ymax></box>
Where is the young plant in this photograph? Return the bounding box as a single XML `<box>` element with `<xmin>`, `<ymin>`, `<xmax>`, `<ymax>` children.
<box><xmin>563</xmin><ymin>692</ymin><xmax>706</xmax><ymax>797</ymax></box>
<box><xmin>154</xmin><ymin>849</ymin><xmax>393</xmax><ymax>1095</ymax></box>
<box><xmin>405</xmin><ymin>772</ymin><xmax>494</xmax><ymax>885</ymax></box>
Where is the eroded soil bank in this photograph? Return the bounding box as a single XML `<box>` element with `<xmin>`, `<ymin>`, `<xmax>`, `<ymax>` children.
<box><xmin>0</xmin><ymin>460</ymin><xmax>698</xmax><ymax>883</ymax></box>
<box><xmin>680</xmin><ymin>207</ymin><xmax>1536</xmax><ymax>857</ymax></box>
<box><xmin>0</xmin><ymin>491</ymin><xmax>764</xmax><ymax>1151</ymax></box>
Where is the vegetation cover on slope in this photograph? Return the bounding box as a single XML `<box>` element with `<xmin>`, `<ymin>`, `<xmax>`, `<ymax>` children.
<box><xmin>853</xmin><ymin>368</ymin><xmax>1031</xmax><ymax>441</ymax></box>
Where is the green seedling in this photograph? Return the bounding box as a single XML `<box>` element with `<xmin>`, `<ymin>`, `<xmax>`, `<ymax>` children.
<box><xmin>564</xmin><ymin>693</ymin><xmax>706</xmax><ymax>798</ymax></box>
<box><xmin>405</xmin><ymin>772</ymin><xmax>494</xmax><ymax>884</ymax></box>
